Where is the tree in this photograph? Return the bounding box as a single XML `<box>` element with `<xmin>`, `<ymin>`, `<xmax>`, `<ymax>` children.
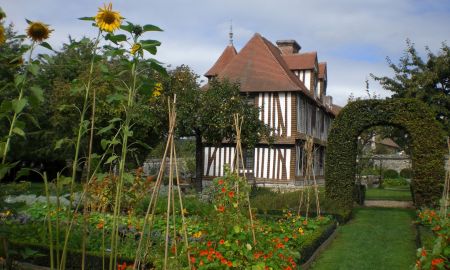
<box><xmin>154</xmin><ymin>66</ymin><xmax>270</xmax><ymax>188</ymax></box>
<box><xmin>371</xmin><ymin>40</ymin><xmax>450</xmax><ymax>135</ymax></box>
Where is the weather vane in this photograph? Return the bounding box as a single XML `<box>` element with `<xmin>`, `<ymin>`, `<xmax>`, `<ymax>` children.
<box><xmin>229</xmin><ymin>20</ymin><xmax>233</xmax><ymax>45</ymax></box>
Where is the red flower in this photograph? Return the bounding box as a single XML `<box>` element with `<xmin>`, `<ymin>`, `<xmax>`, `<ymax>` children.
<box><xmin>117</xmin><ymin>262</ymin><xmax>127</xmax><ymax>270</ymax></box>
<box><xmin>218</xmin><ymin>179</ymin><xmax>224</xmax><ymax>185</ymax></box>
<box><xmin>217</xmin><ymin>205</ymin><xmax>225</xmax><ymax>212</ymax></box>
<box><xmin>276</xmin><ymin>242</ymin><xmax>285</xmax><ymax>249</ymax></box>
<box><xmin>284</xmin><ymin>267</ymin><xmax>292</xmax><ymax>270</ymax></box>
<box><xmin>220</xmin><ymin>258</ymin><xmax>228</xmax><ymax>265</ymax></box>
<box><xmin>190</xmin><ymin>256</ymin><xmax>196</xmax><ymax>263</ymax></box>
<box><xmin>207</xmin><ymin>241</ymin><xmax>212</xmax><ymax>247</ymax></box>
<box><xmin>227</xmin><ymin>261</ymin><xmax>232</xmax><ymax>267</ymax></box>
<box><xmin>221</xmin><ymin>187</ymin><xmax>226</xmax><ymax>193</ymax></box>
<box><xmin>421</xmin><ymin>249</ymin><xmax>427</xmax><ymax>257</ymax></box>
<box><xmin>284</xmin><ymin>236</ymin><xmax>289</xmax><ymax>242</ymax></box>
<box><xmin>228</xmin><ymin>191</ymin><xmax>235</xmax><ymax>198</ymax></box>
<box><xmin>219</xmin><ymin>239</ymin><xmax>225</xmax><ymax>245</ymax></box>
<box><xmin>200</xmin><ymin>250</ymin><xmax>209</xmax><ymax>256</ymax></box>
<box><xmin>431</xmin><ymin>258</ymin><xmax>444</xmax><ymax>266</ymax></box>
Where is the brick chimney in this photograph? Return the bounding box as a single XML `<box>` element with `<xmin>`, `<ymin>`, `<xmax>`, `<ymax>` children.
<box><xmin>276</xmin><ymin>40</ymin><xmax>301</xmax><ymax>54</ymax></box>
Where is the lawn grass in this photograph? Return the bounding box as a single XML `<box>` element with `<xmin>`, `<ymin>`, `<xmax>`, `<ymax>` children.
<box><xmin>365</xmin><ymin>187</ymin><xmax>412</xmax><ymax>201</ymax></box>
<box><xmin>310</xmin><ymin>207</ymin><xmax>417</xmax><ymax>270</ymax></box>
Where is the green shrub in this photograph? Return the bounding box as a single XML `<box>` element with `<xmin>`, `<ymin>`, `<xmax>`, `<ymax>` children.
<box><xmin>382</xmin><ymin>169</ymin><xmax>399</xmax><ymax>179</ymax></box>
<box><xmin>382</xmin><ymin>178</ymin><xmax>408</xmax><ymax>188</ymax></box>
<box><xmin>400</xmin><ymin>168</ymin><xmax>413</xmax><ymax>178</ymax></box>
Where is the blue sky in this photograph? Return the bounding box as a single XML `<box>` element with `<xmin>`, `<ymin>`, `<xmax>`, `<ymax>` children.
<box><xmin>2</xmin><ymin>0</ymin><xmax>450</xmax><ymax>105</ymax></box>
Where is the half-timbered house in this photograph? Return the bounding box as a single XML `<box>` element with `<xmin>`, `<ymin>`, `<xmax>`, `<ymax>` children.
<box><xmin>202</xmin><ymin>33</ymin><xmax>340</xmax><ymax>186</ymax></box>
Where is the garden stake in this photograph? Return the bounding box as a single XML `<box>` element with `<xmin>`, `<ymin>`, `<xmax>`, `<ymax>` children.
<box><xmin>439</xmin><ymin>137</ymin><xmax>449</xmax><ymax>218</ymax></box>
<box><xmin>232</xmin><ymin>113</ymin><xmax>256</xmax><ymax>245</ymax></box>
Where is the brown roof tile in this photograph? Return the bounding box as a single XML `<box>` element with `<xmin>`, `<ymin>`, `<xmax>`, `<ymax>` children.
<box><xmin>204</xmin><ymin>45</ymin><xmax>237</xmax><ymax>77</ymax></box>
<box><xmin>282</xmin><ymin>52</ymin><xmax>317</xmax><ymax>70</ymax></box>
<box><xmin>217</xmin><ymin>33</ymin><xmax>309</xmax><ymax>93</ymax></box>
<box><xmin>318</xmin><ymin>62</ymin><xmax>327</xmax><ymax>79</ymax></box>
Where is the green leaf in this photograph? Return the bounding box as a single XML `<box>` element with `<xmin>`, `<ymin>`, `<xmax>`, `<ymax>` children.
<box><xmin>105</xmin><ymin>33</ymin><xmax>127</xmax><ymax>44</ymax></box>
<box><xmin>54</xmin><ymin>138</ymin><xmax>70</xmax><ymax>150</ymax></box>
<box><xmin>12</xmin><ymin>98</ymin><xmax>28</xmax><ymax>114</ymax></box>
<box><xmin>0</xmin><ymin>142</ymin><xmax>5</xmax><ymax>158</ymax></box>
<box><xmin>97</xmin><ymin>124</ymin><xmax>114</xmax><ymax>135</ymax></box>
<box><xmin>78</xmin><ymin>17</ymin><xmax>95</xmax><ymax>21</ymax></box>
<box><xmin>25</xmin><ymin>19</ymin><xmax>32</xmax><ymax>24</ymax></box>
<box><xmin>12</xmin><ymin>127</ymin><xmax>25</xmax><ymax>137</ymax></box>
<box><xmin>15</xmin><ymin>168</ymin><xmax>30</xmax><ymax>180</ymax></box>
<box><xmin>99</xmin><ymin>63</ymin><xmax>109</xmax><ymax>73</ymax></box>
<box><xmin>28</xmin><ymin>63</ymin><xmax>39</xmax><ymax>76</ymax></box>
<box><xmin>106</xmin><ymin>93</ymin><xmax>127</xmax><ymax>103</ymax></box>
<box><xmin>30</xmin><ymin>86</ymin><xmax>44</xmax><ymax>103</ymax></box>
<box><xmin>108</xmin><ymin>117</ymin><xmax>122</xmax><ymax>123</ymax></box>
<box><xmin>142</xmin><ymin>24</ymin><xmax>163</xmax><ymax>32</ymax></box>
<box><xmin>0</xmin><ymin>100</ymin><xmax>12</xmax><ymax>113</ymax></box>
<box><xmin>120</xmin><ymin>22</ymin><xmax>134</xmax><ymax>33</ymax></box>
<box><xmin>14</xmin><ymin>74</ymin><xmax>26</xmax><ymax>87</ymax></box>
<box><xmin>40</xmin><ymin>42</ymin><xmax>53</xmax><ymax>51</ymax></box>
<box><xmin>105</xmin><ymin>155</ymin><xmax>118</xmax><ymax>164</ymax></box>
<box><xmin>150</xmin><ymin>60</ymin><xmax>168</xmax><ymax>76</ymax></box>
<box><xmin>23</xmin><ymin>113</ymin><xmax>40</xmax><ymax>129</ymax></box>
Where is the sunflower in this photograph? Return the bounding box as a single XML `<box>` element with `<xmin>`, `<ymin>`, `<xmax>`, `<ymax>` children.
<box><xmin>95</xmin><ymin>3</ymin><xmax>122</xmax><ymax>32</ymax></box>
<box><xmin>0</xmin><ymin>25</ymin><xmax>5</xmax><ymax>45</ymax></box>
<box><xmin>130</xmin><ymin>43</ymin><xmax>141</xmax><ymax>55</ymax></box>
<box><xmin>26</xmin><ymin>21</ymin><xmax>52</xmax><ymax>42</ymax></box>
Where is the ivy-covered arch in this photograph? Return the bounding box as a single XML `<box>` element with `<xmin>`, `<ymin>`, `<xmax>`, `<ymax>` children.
<box><xmin>325</xmin><ymin>99</ymin><xmax>446</xmax><ymax>217</ymax></box>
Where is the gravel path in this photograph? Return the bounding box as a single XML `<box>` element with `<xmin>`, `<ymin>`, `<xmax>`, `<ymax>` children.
<box><xmin>364</xmin><ymin>200</ymin><xmax>414</xmax><ymax>208</ymax></box>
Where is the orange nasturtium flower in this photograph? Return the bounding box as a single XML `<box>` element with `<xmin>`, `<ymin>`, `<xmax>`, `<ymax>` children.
<box><xmin>431</xmin><ymin>258</ymin><xmax>444</xmax><ymax>266</ymax></box>
<box><xmin>26</xmin><ymin>21</ymin><xmax>53</xmax><ymax>42</ymax></box>
<box><xmin>228</xmin><ymin>191</ymin><xmax>235</xmax><ymax>198</ymax></box>
<box><xmin>95</xmin><ymin>3</ymin><xmax>122</xmax><ymax>32</ymax></box>
<box><xmin>217</xmin><ymin>205</ymin><xmax>225</xmax><ymax>212</ymax></box>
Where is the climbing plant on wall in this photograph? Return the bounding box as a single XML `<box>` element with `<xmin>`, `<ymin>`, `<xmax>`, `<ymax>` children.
<box><xmin>325</xmin><ymin>98</ymin><xmax>446</xmax><ymax>218</ymax></box>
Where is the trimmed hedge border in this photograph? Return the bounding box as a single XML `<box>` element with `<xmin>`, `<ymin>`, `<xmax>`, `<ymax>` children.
<box><xmin>325</xmin><ymin>99</ymin><xmax>446</xmax><ymax>218</ymax></box>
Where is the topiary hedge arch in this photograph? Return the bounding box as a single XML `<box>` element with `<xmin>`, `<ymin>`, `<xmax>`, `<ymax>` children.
<box><xmin>325</xmin><ymin>98</ymin><xmax>446</xmax><ymax>217</ymax></box>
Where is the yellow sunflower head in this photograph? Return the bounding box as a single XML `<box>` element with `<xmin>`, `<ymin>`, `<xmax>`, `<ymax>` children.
<box><xmin>26</xmin><ymin>21</ymin><xmax>53</xmax><ymax>42</ymax></box>
<box><xmin>130</xmin><ymin>43</ymin><xmax>141</xmax><ymax>55</ymax></box>
<box><xmin>0</xmin><ymin>25</ymin><xmax>5</xmax><ymax>45</ymax></box>
<box><xmin>95</xmin><ymin>3</ymin><xmax>122</xmax><ymax>32</ymax></box>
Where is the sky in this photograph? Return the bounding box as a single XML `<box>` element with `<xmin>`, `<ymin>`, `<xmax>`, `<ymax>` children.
<box><xmin>2</xmin><ymin>0</ymin><xmax>450</xmax><ymax>106</ymax></box>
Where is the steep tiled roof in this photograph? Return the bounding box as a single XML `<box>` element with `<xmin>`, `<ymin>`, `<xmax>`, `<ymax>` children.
<box><xmin>318</xmin><ymin>62</ymin><xmax>327</xmax><ymax>79</ymax></box>
<box><xmin>216</xmin><ymin>33</ymin><xmax>309</xmax><ymax>93</ymax></box>
<box><xmin>282</xmin><ymin>52</ymin><xmax>317</xmax><ymax>70</ymax></box>
<box><xmin>204</xmin><ymin>45</ymin><xmax>237</xmax><ymax>77</ymax></box>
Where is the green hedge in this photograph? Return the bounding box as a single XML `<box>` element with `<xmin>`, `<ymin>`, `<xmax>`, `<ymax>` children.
<box><xmin>325</xmin><ymin>99</ymin><xmax>446</xmax><ymax>217</ymax></box>
<box><xmin>382</xmin><ymin>169</ymin><xmax>399</xmax><ymax>179</ymax></box>
<box><xmin>400</xmin><ymin>168</ymin><xmax>413</xmax><ymax>178</ymax></box>
<box><xmin>382</xmin><ymin>178</ymin><xmax>408</xmax><ymax>188</ymax></box>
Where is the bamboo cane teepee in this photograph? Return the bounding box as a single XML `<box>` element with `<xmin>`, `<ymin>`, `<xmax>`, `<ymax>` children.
<box><xmin>297</xmin><ymin>136</ymin><xmax>321</xmax><ymax>220</ymax></box>
<box><xmin>134</xmin><ymin>96</ymin><xmax>190</xmax><ymax>270</ymax></box>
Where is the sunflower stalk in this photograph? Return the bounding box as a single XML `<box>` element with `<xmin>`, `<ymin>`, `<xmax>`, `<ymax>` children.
<box><xmin>109</xmin><ymin>58</ymin><xmax>138</xmax><ymax>270</ymax></box>
<box><xmin>60</xmin><ymin>30</ymin><xmax>101</xmax><ymax>270</ymax></box>
<box><xmin>1</xmin><ymin>42</ymin><xmax>36</xmax><ymax>165</ymax></box>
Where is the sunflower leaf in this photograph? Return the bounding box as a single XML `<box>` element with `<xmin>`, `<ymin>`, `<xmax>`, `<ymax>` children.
<box><xmin>30</xmin><ymin>86</ymin><xmax>44</xmax><ymax>103</ymax></box>
<box><xmin>142</xmin><ymin>24</ymin><xmax>163</xmax><ymax>32</ymax></box>
<box><xmin>120</xmin><ymin>22</ymin><xmax>134</xmax><ymax>33</ymax></box>
<box><xmin>105</xmin><ymin>34</ymin><xmax>127</xmax><ymax>44</ymax></box>
<box><xmin>40</xmin><ymin>42</ymin><xmax>53</xmax><ymax>51</ymax></box>
<box><xmin>150</xmin><ymin>60</ymin><xmax>168</xmax><ymax>76</ymax></box>
<box><xmin>79</xmin><ymin>17</ymin><xmax>95</xmax><ymax>21</ymax></box>
<box><xmin>28</xmin><ymin>63</ymin><xmax>39</xmax><ymax>76</ymax></box>
<box><xmin>141</xmin><ymin>39</ymin><xmax>161</xmax><ymax>46</ymax></box>
<box><xmin>12</xmin><ymin>98</ymin><xmax>28</xmax><ymax>114</ymax></box>
<box><xmin>25</xmin><ymin>19</ymin><xmax>32</xmax><ymax>24</ymax></box>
